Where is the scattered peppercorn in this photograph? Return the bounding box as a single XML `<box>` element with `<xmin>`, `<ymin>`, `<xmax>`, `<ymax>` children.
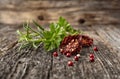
<box><xmin>53</xmin><ymin>52</ymin><xmax>58</xmax><ymax>57</ymax></box>
<box><xmin>68</xmin><ymin>61</ymin><xmax>74</xmax><ymax>66</ymax></box>
<box><xmin>66</xmin><ymin>53</ymin><xmax>71</xmax><ymax>57</ymax></box>
<box><xmin>89</xmin><ymin>54</ymin><xmax>94</xmax><ymax>58</ymax></box>
<box><xmin>93</xmin><ymin>46</ymin><xmax>98</xmax><ymax>51</ymax></box>
<box><xmin>89</xmin><ymin>57</ymin><xmax>94</xmax><ymax>62</ymax></box>
<box><xmin>74</xmin><ymin>56</ymin><xmax>79</xmax><ymax>61</ymax></box>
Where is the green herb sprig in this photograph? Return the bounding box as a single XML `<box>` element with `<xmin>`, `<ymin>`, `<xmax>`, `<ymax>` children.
<box><xmin>17</xmin><ymin>17</ymin><xmax>81</xmax><ymax>51</ymax></box>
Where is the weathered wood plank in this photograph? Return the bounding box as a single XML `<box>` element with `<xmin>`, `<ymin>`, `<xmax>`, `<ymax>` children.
<box><xmin>0</xmin><ymin>0</ymin><xmax>120</xmax><ymax>24</ymax></box>
<box><xmin>0</xmin><ymin>44</ymin><xmax>52</xmax><ymax>79</ymax></box>
<box><xmin>91</xmin><ymin>25</ymin><xmax>120</xmax><ymax>57</ymax></box>
<box><xmin>0</xmin><ymin>0</ymin><xmax>120</xmax><ymax>79</ymax></box>
<box><xmin>0</xmin><ymin>0</ymin><xmax>120</xmax><ymax>10</ymax></box>
<box><xmin>0</xmin><ymin>25</ymin><xmax>120</xmax><ymax>79</ymax></box>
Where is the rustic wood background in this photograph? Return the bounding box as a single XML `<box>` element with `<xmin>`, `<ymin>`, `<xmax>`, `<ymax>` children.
<box><xmin>0</xmin><ymin>0</ymin><xmax>120</xmax><ymax>79</ymax></box>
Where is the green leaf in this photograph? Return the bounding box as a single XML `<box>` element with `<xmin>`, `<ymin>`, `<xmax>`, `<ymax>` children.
<box><xmin>50</xmin><ymin>23</ymin><xmax>55</xmax><ymax>33</ymax></box>
<box><xmin>33</xmin><ymin>20</ymin><xmax>44</xmax><ymax>31</ymax></box>
<box><xmin>17</xmin><ymin>16</ymin><xmax>82</xmax><ymax>51</ymax></box>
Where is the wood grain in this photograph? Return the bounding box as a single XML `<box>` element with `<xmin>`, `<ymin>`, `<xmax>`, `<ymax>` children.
<box><xmin>0</xmin><ymin>26</ymin><xmax>120</xmax><ymax>79</ymax></box>
<box><xmin>0</xmin><ymin>0</ymin><xmax>120</xmax><ymax>24</ymax></box>
<box><xmin>0</xmin><ymin>0</ymin><xmax>120</xmax><ymax>79</ymax></box>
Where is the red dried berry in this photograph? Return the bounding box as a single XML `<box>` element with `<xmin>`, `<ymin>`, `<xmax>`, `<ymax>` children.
<box><xmin>53</xmin><ymin>52</ymin><xmax>58</xmax><ymax>57</ymax></box>
<box><xmin>80</xmin><ymin>35</ymin><xmax>93</xmax><ymax>47</ymax></box>
<box><xmin>93</xmin><ymin>46</ymin><xmax>98</xmax><ymax>51</ymax></box>
<box><xmin>68</xmin><ymin>61</ymin><xmax>74</xmax><ymax>66</ymax></box>
<box><xmin>89</xmin><ymin>54</ymin><xmax>94</xmax><ymax>58</ymax></box>
<box><xmin>60</xmin><ymin>34</ymin><xmax>93</xmax><ymax>55</ymax></box>
<box><xmin>89</xmin><ymin>57</ymin><xmax>94</xmax><ymax>62</ymax></box>
<box><xmin>60</xmin><ymin>35</ymin><xmax>82</xmax><ymax>55</ymax></box>
<box><xmin>66</xmin><ymin>53</ymin><xmax>71</xmax><ymax>57</ymax></box>
<box><xmin>74</xmin><ymin>56</ymin><xmax>79</xmax><ymax>61</ymax></box>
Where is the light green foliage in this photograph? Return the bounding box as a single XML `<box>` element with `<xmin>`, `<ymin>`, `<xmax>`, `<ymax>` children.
<box><xmin>17</xmin><ymin>17</ymin><xmax>81</xmax><ymax>51</ymax></box>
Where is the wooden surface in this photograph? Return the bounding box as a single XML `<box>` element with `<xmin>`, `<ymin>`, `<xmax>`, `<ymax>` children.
<box><xmin>0</xmin><ymin>0</ymin><xmax>120</xmax><ymax>79</ymax></box>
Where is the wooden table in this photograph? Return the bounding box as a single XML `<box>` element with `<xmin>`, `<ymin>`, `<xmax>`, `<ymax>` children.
<box><xmin>0</xmin><ymin>0</ymin><xmax>120</xmax><ymax>79</ymax></box>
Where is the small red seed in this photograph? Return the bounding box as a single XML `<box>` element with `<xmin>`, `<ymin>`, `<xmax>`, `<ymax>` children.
<box><xmin>89</xmin><ymin>54</ymin><xmax>94</xmax><ymax>58</ymax></box>
<box><xmin>63</xmin><ymin>52</ymin><xmax>67</xmax><ymax>55</ymax></box>
<box><xmin>66</xmin><ymin>53</ymin><xmax>71</xmax><ymax>57</ymax></box>
<box><xmin>93</xmin><ymin>46</ymin><xmax>98</xmax><ymax>51</ymax></box>
<box><xmin>89</xmin><ymin>57</ymin><xmax>94</xmax><ymax>62</ymax></box>
<box><xmin>68</xmin><ymin>61</ymin><xmax>74</xmax><ymax>66</ymax></box>
<box><xmin>74</xmin><ymin>56</ymin><xmax>79</xmax><ymax>61</ymax></box>
<box><xmin>53</xmin><ymin>52</ymin><xmax>58</xmax><ymax>57</ymax></box>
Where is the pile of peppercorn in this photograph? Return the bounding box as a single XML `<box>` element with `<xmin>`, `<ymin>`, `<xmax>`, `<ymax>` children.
<box><xmin>53</xmin><ymin>34</ymin><xmax>98</xmax><ymax>66</ymax></box>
